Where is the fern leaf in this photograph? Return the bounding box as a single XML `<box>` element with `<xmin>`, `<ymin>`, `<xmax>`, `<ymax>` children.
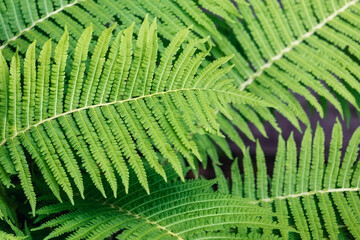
<box><xmin>50</xmin><ymin>28</ymin><xmax>69</xmax><ymax>116</ymax></box>
<box><xmin>167</xmin><ymin>37</ymin><xmax>209</xmax><ymax>91</ymax></box>
<box><xmin>213</xmin><ymin>163</ymin><xmax>229</xmax><ymax>194</ymax></box>
<box><xmin>110</xmin><ymin>22</ymin><xmax>134</xmax><ymax>102</ymax></box>
<box><xmin>65</xmin><ymin>24</ymin><xmax>93</xmax><ymax>111</ymax></box>
<box><xmin>22</xmin><ymin>40</ymin><xmax>36</xmax><ymax>129</ymax></box>
<box><xmin>255</xmin><ymin>140</ymin><xmax>268</xmax><ymax>200</ymax></box>
<box><xmin>8</xmin><ymin>50</ymin><xmax>21</xmax><ymax>136</ymax></box>
<box><xmin>8</xmin><ymin>138</ymin><xmax>36</xmax><ymax>215</ymax></box>
<box><xmin>125</xmin><ymin>15</ymin><xmax>151</xmax><ymax>99</ymax></box>
<box><xmin>231</xmin><ymin>158</ymin><xmax>243</xmax><ymax>197</ymax></box>
<box><xmin>0</xmin><ymin>21</ymin><xmax>265</xmax><ymax>208</ymax></box>
<box><xmin>199</xmin><ymin>0</ymin><xmax>241</xmax><ymax>23</ymax></box>
<box><xmin>0</xmin><ymin>51</ymin><xmax>9</xmax><ymax>142</ymax></box>
<box><xmin>319</xmin><ymin>122</ymin><xmax>342</xmax><ymax>239</ymax></box>
<box><xmin>80</xmin><ymin>24</ymin><xmax>115</xmax><ymax>107</ymax></box>
<box><xmin>1</xmin><ymin>0</ymin><xmax>359</xmax><ymax>154</ymax></box>
<box><xmin>58</xmin><ymin>115</ymin><xmax>106</xmax><ymax>198</ymax></box>
<box><xmin>88</xmin><ymin>107</ymin><xmax>129</xmax><ymax>195</ymax></box>
<box><xmin>338</xmin><ymin>127</ymin><xmax>360</xmax><ymax>188</ymax></box>
<box><xmin>20</xmin><ymin>132</ymin><xmax>61</xmax><ymax>202</ymax></box>
<box><xmin>30</xmin><ymin>125</ymin><xmax>73</xmax><ymax>204</ymax></box>
<box><xmin>44</xmin><ymin>120</ymin><xmax>84</xmax><ymax>199</ymax></box>
<box><xmin>243</xmin><ymin>149</ymin><xmax>255</xmax><ymax>200</ymax></box>
<box><xmin>0</xmin><ymin>146</ymin><xmax>15</xmax><ymax>176</ymax></box>
<box><xmin>138</xmin><ymin>17</ymin><xmax>158</xmax><ymax>96</ymax></box>
<box><xmin>74</xmin><ymin>110</ymin><xmax>118</xmax><ymax>197</ymax></box>
<box><xmin>34</xmin><ymin>169</ymin><xmax>294</xmax><ymax>239</ymax></box>
<box><xmin>148</xmin><ymin>95</ymin><xmax>197</xmax><ymax>169</ymax></box>
<box><xmin>0</xmin><ymin>163</ymin><xmax>11</xmax><ymax>188</ymax></box>
<box><xmin>231</xmin><ymin>124</ymin><xmax>360</xmax><ymax>239</ymax></box>
<box><xmin>152</xmin><ymin>27</ymin><xmax>190</xmax><ymax>93</ymax></box>
<box><xmin>95</xmin><ymin>28</ymin><xmax>122</xmax><ymax>105</ymax></box>
<box><xmin>35</xmin><ymin>39</ymin><xmax>51</xmax><ymax>122</ymax></box>
<box><xmin>310</xmin><ymin>125</ymin><xmax>325</xmax><ymax>192</ymax></box>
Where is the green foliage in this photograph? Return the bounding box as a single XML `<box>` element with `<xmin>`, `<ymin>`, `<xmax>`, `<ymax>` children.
<box><xmin>0</xmin><ymin>19</ymin><xmax>265</xmax><ymax>214</ymax></box>
<box><xmin>33</xmin><ymin>168</ymin><xmax>293</xmax><ymax>239</ymax></box>
<box><xmin>0</xmin><ymin>0</ymin><xmax>360</xmax><ymax>239</ymax></box>
<box><xmin>1</xmin><ymin>0</ymin><xmax>359</xmax><ymax>162</ymax></box>
<box><xmin>222</xmin><ymin>0</ymin><xmax>360</xmax><ymax>127</ymax></box>
<box><xmin>229</xmin><ymin>121</ymin><xmax>360</xmax><ymax>239</ymax></box>
<box><xmin>1</xmin><ymin>0</ymin><xmax>359</xmax><ymax>132</ymax></box>
<box><xmin>0</xmin><ymin>231</ymin><xmax>23</xmax><ymax>240</ymax></box>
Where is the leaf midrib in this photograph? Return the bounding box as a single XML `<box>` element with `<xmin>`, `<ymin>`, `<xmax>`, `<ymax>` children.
<box><xmin>239</xmin><ymin>0</ymin><xmax>359</xmax><ymax>91</ymax></box>
<box><xmin>0</xmin><ymin>87</ymin><xmax>243</xmax><ymax>147</ymax></box>
<box><xmin>0</xmin><ymin>0</ymin><xmax>83</xmax><ymax>50</ymax></box>
<box><xmin>89</xmin><ymin>194</ymin><xmax>184</xmax><ymax>240</ymax></box>
<box><xmin>252</xmin><ymin>186</ymin><xmax>360</xmax><ymax>204</ymax></box>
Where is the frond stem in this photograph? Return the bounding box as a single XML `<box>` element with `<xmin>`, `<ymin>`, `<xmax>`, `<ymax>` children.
<box><xmin>90</xmin><ymin>196</ymin><xmax>184</xmax><ymax>240</ymax></box>
<box><xmin>0</xmin><ymin>0</ymin><xmax>84</xmax><ymax>50</ymax></box>
<box><xmin>0</xmin><ymin>88</ymin><xmax>237</xmax><ymax>147</ymax></box>
<box><xmin>251</xmin><ymin>187</ymin><xmax>360</xmax><ymax>204</ymax></box>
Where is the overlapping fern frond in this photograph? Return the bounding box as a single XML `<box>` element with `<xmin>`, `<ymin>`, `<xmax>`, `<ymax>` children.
<box><xmin>226</xmin><ymin>121</ymin><xmax>360</xmax><ymax>239</ymax></box>
<box><xmin>0</xmin><ymin>0</ymin><xmax>222</xmax><ymax>59</ymax></box>
<box><xmin>1</xmin><ymin>0</ymin><xmax>359</xmax><ymax>159</ymax></box>
<box><xmin>33</xmin><ymin>168</ymin><xmax>293</xmax><ymax>240</ymax></box>
<box><xmin>0</xmin><ymin>19</ymin><xmax>265</xmax><ymax>214</ymax></box>
<box><xmin>213</xmin><ymin>0</ymin><xmax>360</xmax><ymax>129</ymax></box>
<box><xmin>1</xmin><ymin>1</ymin><xmax>360</xmax><ymax>239</ymax></box>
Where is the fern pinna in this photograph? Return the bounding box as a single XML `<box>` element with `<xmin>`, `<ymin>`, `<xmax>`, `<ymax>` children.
<box><xmin>0</xmin><ymin>18</ymin><xmax>266</xmax><ymax>214</ymax></box>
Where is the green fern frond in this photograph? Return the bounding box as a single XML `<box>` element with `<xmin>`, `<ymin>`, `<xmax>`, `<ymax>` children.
<box><xmin>33</xmin><ymin>169</ymin><xmax>293</xmax><ymax>240</ymax></box>
<box><xmin>0</xmin><ymin>219</ymin><xmax>30</xmax><ymax>240</ymax></box>
<box><xmin>0</xmin><ymin>0</ymin><xmax>220</xmax><ymax>59</ymax></box>
<box><xmin>1</xmin><ymin>1</ymin><xmax>359</xmax><ymax>134</ymax></box>
<box><xmin>199</xmin><ymin>0</ymin><xmax>242</xmax><ymax>23</ymax></box>
<box><xmin>0</xmin><ymin>20</ymin><xmax>266</xmax><ymax>214</ymax></box>
<box><xmin>208</xmin><ymin>0</ymin><xmax>360</xmax><ymax>126</ymax></box>
<box><xmin>0</xmin><ymin>231</ymin><xmax>23</xmax><ymax>240</ymax></box>
<box><xmin>231</xmin><ymin>121</ymin><xmax>360</xmax><ymax>239</ymax></box>
<box><xmin>0</xmin><ymin>2</ymin><xmax>359</xmax><ymax>238</ymax></box>
<box><xmin>0</xmin><ymin>0</ymin><xmax>274</xmax><ymax>157</ymax></box>
<box><xmin>192</xmin><ymin>231</ymin><xmax>282</xmax><ymax>240</ymax></box>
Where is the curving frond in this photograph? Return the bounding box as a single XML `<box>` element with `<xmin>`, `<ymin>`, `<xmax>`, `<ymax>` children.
<box><xmin>0</xmin><ymin>0</ymin><xmax>221</xmax><ymax>59</ymax></box>
<box><xmin>230</xmin><ymin>121</ymin><xmax>360</xmax><ymax>239</ymax></box>
<box><xmin>191</xmin><ymin>231</ymin><xmax>282</xmax><ymax>240</ymax></box>
<box><xmin>208</xmin><ymin>0</ymin><xmax>360</xmax><ymax>127</ymax></box>
<box><xmin>33</xmin><ymin>168</ymin><xmax>293</xmax><ymax>240</ymax></box>
<box><xmin>1</xmin><ymin>0</ymin><xmax>359</xmax><ymax>159</ymax></box>
<box><xmin>0</xmin><ymin>1</ymin><xmax>359</xmax><ymax>238</ymax></box>
<box><xmin>0</xmin><ymin>19</ymin><xmax>266</xmax><ymax>214</ymax></box>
